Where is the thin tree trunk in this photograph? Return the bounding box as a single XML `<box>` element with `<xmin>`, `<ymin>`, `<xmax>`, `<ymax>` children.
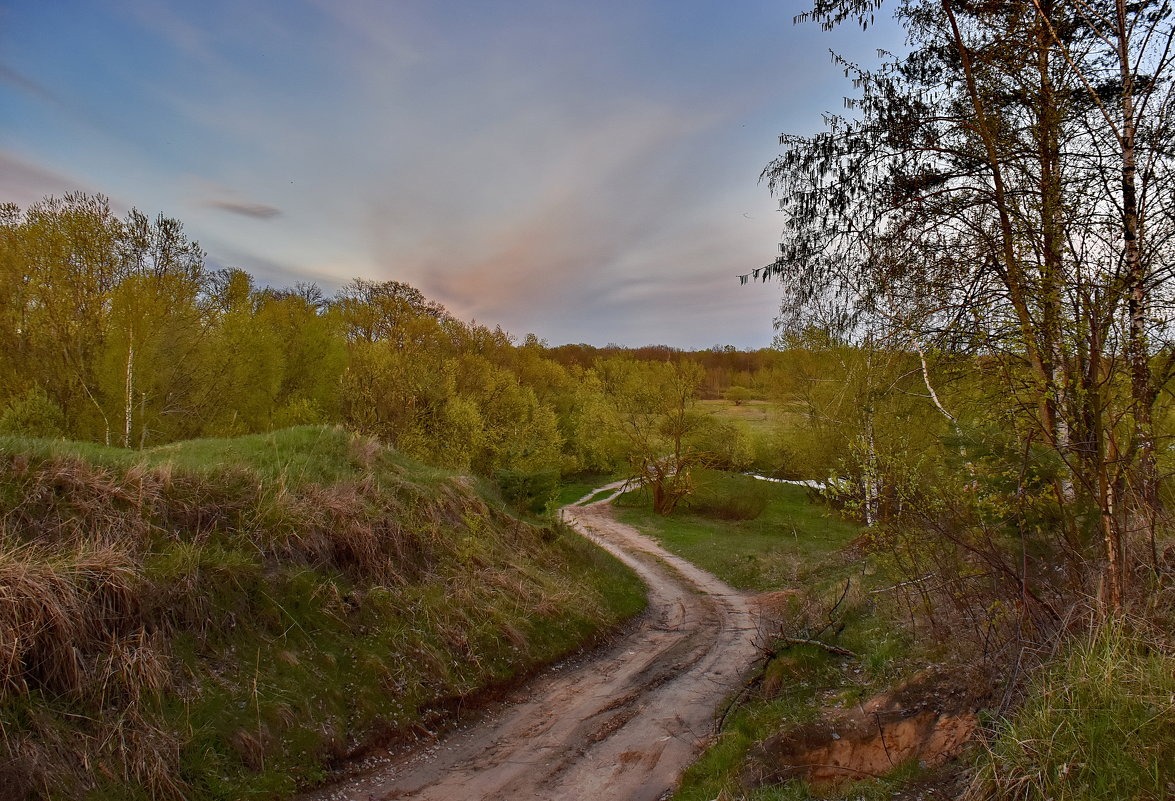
<box><xmin>124</xmin><ymin>334</ymin><xmax>134</xmax><ymax>449</ymax></box>
<box><xmin>943</xmin><ymin>0</ymin><xmax>1058</xmax><ymax>448</ymax></box>
<box><xmin>1035</xmin><ymin>4</ymin><xmax>1074</xmax><ymax>506</ymax></box>
<box><xmin>1117</xmin><ymin>0</ymin><xmax>1150</xmax><ymax>605</ymax></box>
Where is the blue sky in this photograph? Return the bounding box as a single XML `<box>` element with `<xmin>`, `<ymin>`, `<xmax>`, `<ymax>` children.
<box><xmin>0</xmin><ymin>0</ymin><xmax>902</xmax><ymax>348</ymax></box>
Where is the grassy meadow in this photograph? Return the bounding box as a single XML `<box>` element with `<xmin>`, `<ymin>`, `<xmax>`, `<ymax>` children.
<box><xmin>614</xmin><ymin>471</ymin><xmax>859</xmax><ymax>591</ymax></box>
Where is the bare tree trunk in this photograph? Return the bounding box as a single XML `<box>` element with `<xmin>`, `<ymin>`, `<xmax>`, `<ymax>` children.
<box><xmin>123</xmin><ymin>334</ymin><xmax>134</xmax><ymax>449</ymax></box>
<box><xmin>1117</xmin><ymin>0</ymin><xmax>1150</xmax><ymax>606</ymax></box>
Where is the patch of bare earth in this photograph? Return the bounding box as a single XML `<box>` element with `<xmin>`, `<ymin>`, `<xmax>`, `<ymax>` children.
<box><xmin>742</xmin><ymin>666</ymin><xmax>990</xmax><ymax>793</ymax></box>
<box><xmin>301</xmin><ymin>482</ymin><xmax>764</xmax><ymax>801</ymax></box>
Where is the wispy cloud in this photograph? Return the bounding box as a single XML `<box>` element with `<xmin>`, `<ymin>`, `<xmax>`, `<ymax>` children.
<box><xmin>0</xmin><ymin>62</ymin><xmax>61</xmax><ymax>105</ymax></box>
<box><xmin>1</xmin><ymin>0</ymin><xmax>903</xmax><ymax>346</ymax></box>
<box><xmin>191</xmin><ymin>179</ymin><xmax>283</xmax><ymax>220</ymax></box>
<box><xmin>0</xmin><ymin>150</ymin><xmax>104</xmax><ymax>209</ymax></box>
<box><xmin>207</xmin><ymin>198</ymin><xmax>282</xmax><ymax>219</ymax></box>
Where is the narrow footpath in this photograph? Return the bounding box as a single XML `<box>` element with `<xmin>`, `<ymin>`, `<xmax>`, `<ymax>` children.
<box><xmin>305</xmin><ymin>482</ymin><xmax>763</xmax><ymax>801</ymax></box>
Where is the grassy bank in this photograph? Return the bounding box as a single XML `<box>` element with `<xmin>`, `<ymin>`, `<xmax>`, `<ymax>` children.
<box><xmin>970</xmin><ymin>620</ymin><xmax>1175</xmax><ymax>801</ymax></box>
<box><xmin>0</xmin><ymin>426</ymin><xmax>645</xmax><ymax>800</ymax></box>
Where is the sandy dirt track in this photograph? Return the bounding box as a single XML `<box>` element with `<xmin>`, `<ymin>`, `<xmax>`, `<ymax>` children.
<box><xmin>303</xmin><ymin>483</ymin><xmax>763</xmax><ymax>801</ymax></box>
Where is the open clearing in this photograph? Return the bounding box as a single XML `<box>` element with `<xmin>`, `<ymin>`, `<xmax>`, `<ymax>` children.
<box><xmin>302</xmin><ymin>482</ymin><xmax>764</xmax><ymax>801</ymax></box>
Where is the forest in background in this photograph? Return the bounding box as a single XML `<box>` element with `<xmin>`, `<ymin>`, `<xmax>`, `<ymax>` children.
<box><xmin>0</xmin><ymin>193</ymin><xmax>832</xmax><ymax>519</ymax></box>
<box><xmin>0</xmin><ymin>193</ymin><xmax>776</xmax><ymax>472</ymax></box>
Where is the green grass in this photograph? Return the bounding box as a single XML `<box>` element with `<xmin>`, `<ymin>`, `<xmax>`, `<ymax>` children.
<box><xmin>554</xmin><ymin>471</ymin><xmax>624</xmax><ymax>507</ymax></box>
<box><xmin>141</xmin><ymin>425</ymin><xmax>414</xmax><ymax>486</ymax></box>
<box><xmin>972</xmin><ymin>621</ymin><xmax>1175</xmax><ymax>801</ymax></box>
<box><xmin>697</xmin><ymin>400</ymin><xmax>794</xmax><ymax>439</ymax></box>
<box><xmin>613</xmin><ymin>473</ymin><xmax>860</xmax><ymax>591</ymax></box>
<box><xmin>672</xmin><ymin>644</ymin><xmax>838</xmax><ymax>801</ymax></box>
<box><xmin>0</xmin><ymin>425</ymin><xmax>433</xmax><ymax>488</ymax></box>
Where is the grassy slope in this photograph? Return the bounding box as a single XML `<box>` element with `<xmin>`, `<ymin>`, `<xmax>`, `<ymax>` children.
<box><xmin>0</xmin><ymin>427</ymin><xmax>645</xmax><ymax>801</ymax></box>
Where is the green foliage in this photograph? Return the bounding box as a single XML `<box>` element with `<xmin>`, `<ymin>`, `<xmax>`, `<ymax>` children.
<box><xmin>725</xmin><ymin>385</ymin><xmax>755</xmax><ymax>405</ymax></box>
<box><xmin>692</xmin><ymin>418</ymin><xmax>755</xmax><ymax>472</ymax></box>
<box><xmin>0</xmin><ymin>387</ymin><xmax>65</xmax><ymax>438</ymax></box>
<box><xmin>271</xmin><ymin>397</ymin><xmax>325</xmax><ymax>428</ymax></box>
<box><xmin>598</xmin><ymin>357</ymin><xmax>711</xmax><ymax>514</ymax></box>
<box><xmin>972</xmin><ymin>622</ymin><xmax>1175</xmax><ymax>801</ymax></box>
<box><xmin>495</xmin><ymin>467</ymin><xmax>561</xmax><ymax>514</ymax></box>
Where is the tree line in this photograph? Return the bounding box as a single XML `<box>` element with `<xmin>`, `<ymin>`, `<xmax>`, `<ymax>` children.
<box><xmin>0</xmin><ymin>193</ymin><xmax>789</xmax><ymax>505</ymax></box>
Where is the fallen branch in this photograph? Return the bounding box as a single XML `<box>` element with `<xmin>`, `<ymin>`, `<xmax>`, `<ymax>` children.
<box><xmin>779</xmin><ymin>637</ymin><xmax>857</xmax><ymax>658</ymax></box>
<box><xmin>868</xmin><ymin>574</ymin><xmax>934</xmax><ymax>594</ymax></box>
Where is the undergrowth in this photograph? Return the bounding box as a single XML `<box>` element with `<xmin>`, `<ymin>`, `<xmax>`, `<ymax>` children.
<box><xmin>616</xmin><ymin>471</ymin><xmax>943</xmax><ymax>800</ymax></box>
<box><xmin>645</xmin><ymin>470</ymin><xmax>1175</xmax><ymax>801</ymax></box>
<box><xmin>0</xmin><ymin>426</ymin><xmax>645</xmax><ymax>800</ymax></box>
<box><xmin>968</xmin><ymin>619</ymin><xmax>1175</xmax><ymax>801</ymax></box>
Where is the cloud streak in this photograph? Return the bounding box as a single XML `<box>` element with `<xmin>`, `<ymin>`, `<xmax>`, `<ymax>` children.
<box><xmin>0</xmin><ymin>150</ymin><xmax>105</xmax><ymax>209</ymax></box>
<box><xmin>207</xmin><ymin>198</ymin><xmax>282</xmax><ymax>219</ymax></box>
<box><xmin>0</xmin><ymin>62</ymin><xmax>61</xmax><ymax>105</ymax></box>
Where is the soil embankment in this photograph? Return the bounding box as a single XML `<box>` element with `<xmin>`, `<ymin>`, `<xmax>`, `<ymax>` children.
<box><xmin>305</xmin><ymin>483</ymin><xmax>763</xmax><ymax>801</ymax></box>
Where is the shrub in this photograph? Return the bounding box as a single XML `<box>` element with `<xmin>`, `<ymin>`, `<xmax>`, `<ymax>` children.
<box><xmin>271</xmin><ymin>397</ymin><xmax>324</xmax><ymax>428</ymax></box>
<box><xmin>0</xmin><ymin>388</ymin><xmax>65</xmax><ymax>439</ymax></box>
<box><xmin>725</xmin><ymin>386</ymin><xmax>755</xmax><ymax>405</ymax></box>
<box><xmin>693</xmin><ymin>420</ymin><xmax>754</xmax><ymax>472</ymax></box>
<box><xmin>495</xmin><ymin>468</ymin><xmax>560</xmax><ymax>514</ymax></box>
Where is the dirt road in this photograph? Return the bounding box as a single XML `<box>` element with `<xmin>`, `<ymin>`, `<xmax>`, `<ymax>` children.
<box><xmin>305</xmin><ymin>482</ymin><xmax>763</xmax><ymax>801</ymax></box>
